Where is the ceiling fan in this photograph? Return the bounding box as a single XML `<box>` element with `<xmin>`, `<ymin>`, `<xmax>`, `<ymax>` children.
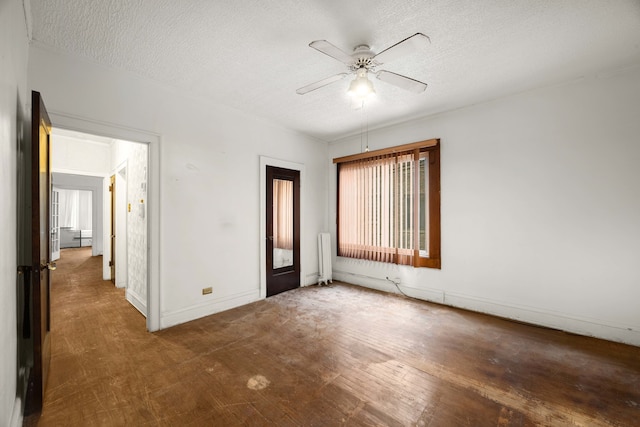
<box><xmin>296</xmin><ymin>33</ymin><xmax>430</xmax><ymax>97</ymax></box>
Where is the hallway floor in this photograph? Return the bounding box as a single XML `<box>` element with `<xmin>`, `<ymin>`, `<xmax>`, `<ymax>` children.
<box><xmin>30</xmin><ymin>247</ymin><xmax>640</xmax><ymax>426</ymax></box>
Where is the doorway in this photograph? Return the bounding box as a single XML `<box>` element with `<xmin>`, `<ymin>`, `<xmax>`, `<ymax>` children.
<box><xmin>46</xmin><ymin>128</ymin><xmax>149</xmax><ymax>317</ymax></box>
<box><xmin>54</xmin><ymin>188</ymin><xmax>94</xmax><ymax>250</ymax></box>
<box><xmin>266</xmin><ymin>166</ymin><xmax>300</xmax><ymax>296</ymax></box>
<box><xmin>41</xmin><ymin>113</ymin><xmax>159</xmax><ymax>331</ymax></box>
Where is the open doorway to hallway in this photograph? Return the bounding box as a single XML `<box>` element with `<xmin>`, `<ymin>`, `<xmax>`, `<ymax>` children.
<box><xmin>50</xmin><ymin>128</ymin><xmax>149</xmax><ymax>318</ymax></box>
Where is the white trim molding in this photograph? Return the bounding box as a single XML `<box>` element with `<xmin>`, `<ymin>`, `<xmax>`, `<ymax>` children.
<box><xmin>443</xmin><ymin>292</ymin><xmax>640</xmax><ymax>347</ymax></box>
<box><xmin>126</xmin><ymin>288</ymin><xmax>147</xmax><ymax>317</ymax></box>
<box><xmin>332</xmin><ymin>271</ymin><xmax>640</xmax><ymax>347</ymax></box>
<box><xmin>10</xmin><ymin>395</ymin><xmax>23</xmax><ymax>427</ymax></box>
<box><xmin>160</xmin><ymin>290</ymin><xmax>259</xmax><ymax>329</ymax></box>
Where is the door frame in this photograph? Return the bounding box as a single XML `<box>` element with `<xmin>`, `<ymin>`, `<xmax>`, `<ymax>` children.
<box><xmin>259</xmin><ymin>156</ymin><xmax>306</xmax><ymax>299</ymax></box>
<box><xmin>45</xmin><ymin>112</ymin><xmax>161</xmax><ymax>332</ymax></box>
<box><xmin>266</xmin><ymin>166</ymin><xmax>300</xmax><ymax>297</ymax></box>
<box><xmin>51</xmin><ymin>182</ymin><xmax>100</xmax><ymax>253</ymax></box>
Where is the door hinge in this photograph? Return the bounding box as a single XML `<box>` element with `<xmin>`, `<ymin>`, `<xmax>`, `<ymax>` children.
<box><xmin>109</xmin><ymin>184</ymin><xmax>113</xmax><ymax>192</ymax></box>
<box><xmin>109</xmin><ymin>261</ymin><xmax>113</xmax><ymax>267</ymax></box>
<box><xmin>17</xmin><ymin>265</ymin><xmax>32</xmax><ymax>275</ymax></box>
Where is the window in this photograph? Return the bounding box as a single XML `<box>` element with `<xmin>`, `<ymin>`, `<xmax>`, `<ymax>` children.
<box><xmin>334</xmin><ymin>139</ymin><xmax>440</xmax><ymax>269</ymax></box>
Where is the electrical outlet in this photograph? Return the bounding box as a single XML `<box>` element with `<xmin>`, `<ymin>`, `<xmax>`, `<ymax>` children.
<box><xmin>202</xmin><ymin>287</ymin><xmax>213</xmax><ymax>295</ymax></box>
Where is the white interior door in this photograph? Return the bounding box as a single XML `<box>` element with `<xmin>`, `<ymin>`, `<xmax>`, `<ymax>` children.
<box><xmin>51</xmin><ymin>187</ymin><xmax>60</xmax><ymax>261</ymax></box>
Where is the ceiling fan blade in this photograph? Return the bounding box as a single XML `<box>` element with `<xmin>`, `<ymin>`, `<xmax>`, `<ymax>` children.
<box><xmin>309</xmin><ymin>40</ymin><xmax>354</xmax><ymax>65</ymax></box>
<box><xmin>376</xmin><ymin>70</ymin><xmax>427</xmax><ymax>93</ymax></box>
<box><xmin>296</xmin><ymin>73</ymin><xmax>349</xmax><ymax>95</ymax></box>
<box><xmin>373</xmin><ymin>33</ymin><xmax>430</xmax><ymax>65</ymax></box>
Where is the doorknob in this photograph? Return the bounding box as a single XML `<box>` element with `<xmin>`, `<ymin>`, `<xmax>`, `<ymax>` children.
<box><xmin>41</xmin><ymin>261</ymin><xmax>57</xmax><ymax>271</ymax></box>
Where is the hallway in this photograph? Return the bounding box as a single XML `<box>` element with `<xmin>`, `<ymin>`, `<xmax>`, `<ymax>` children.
<box><xmin>29</xmin><ymin>248</ymin><xmax>640</xmax><ymax>426</ymax></box>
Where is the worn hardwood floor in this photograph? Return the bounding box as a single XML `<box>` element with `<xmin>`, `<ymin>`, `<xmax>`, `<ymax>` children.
<box><xmin>29</xmin><ymin>247</ymin><xmax>640</xmax><ymax>426</ymax></box>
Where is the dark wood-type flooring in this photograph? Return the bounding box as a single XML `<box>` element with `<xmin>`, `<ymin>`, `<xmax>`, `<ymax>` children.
<box><xmin>30</xmin><ymin>247</ymin><xmax>640</xmax><ymax>426</ymax></box>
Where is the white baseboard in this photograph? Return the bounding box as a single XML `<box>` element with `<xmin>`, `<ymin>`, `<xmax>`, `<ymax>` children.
<box><xmin>443</xmin><ymin>292</ymin><xmax>640</xmax><ymax>347</ymax></box>
<box><xmin>333</xmin><ymin>270</ymin><xmax>394</xmax><ymax>291</ymax></box>
<box><xmin>333</xmin><ymin>270</ymin><xmax>444</xmax><ymax>304</ymax></box>
<box><xmin>160</xmin><ymin>290</ymin><xmax>259</xmax><ymax>329</ymax></box>
<box><xmin>333</xmin><ymin>271</ymin><xmax>640</xmax><ymax>347</ymax></box>
<box><xmin>304</xmin><ymin>272</ymin><xmax>319</xmax><ymax>286</ymax></box>
<box><xmin>126</xmin><ymin>288</ymin><xmax>147</xmax><ymax>317</ymax></box>
<box><xmin>10</xmin><ymin>396</ymin><xmax>23</xmax><ymax>427</ymax></box>
<box><xmin>399</xmin><ymin>284</ymin><xmax>445</xmax><ymax>304</ymax></box>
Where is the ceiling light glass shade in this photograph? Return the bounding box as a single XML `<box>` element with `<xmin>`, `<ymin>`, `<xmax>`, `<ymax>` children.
<box><xmin>347</xmin><ymin>68</ymin><xmax>375</xmax><ymax>99</ymax></box>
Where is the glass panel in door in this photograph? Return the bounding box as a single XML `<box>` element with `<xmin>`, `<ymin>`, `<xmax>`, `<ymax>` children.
<box><xmin>272</xmin><ymin>178</ymin><xmax>293</xmax><ymax>269</ymax></box>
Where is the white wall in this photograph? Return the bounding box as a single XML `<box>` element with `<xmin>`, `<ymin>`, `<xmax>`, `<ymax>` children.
<box><xmin>0</xmin><ymin>1</ymin><xmax>29</xmax><ymax>425</ymax></box>
<box><xmin>329</xmin><ymin>67</ymin><xmax>640</xmax><ymax>346</ymax></box>
<box><xmin>114</xmin><ymin>165</ymin><xmax>127</xmax><ymax>288</ymax></box>
<box><xmin>51</xmin><ymin>133</ymin><xmax>110</xmax><ymax>176</ymax></box>
<box><xmin>124</xmin><ymin>142</ymin><xmax>148</xmax><ymax>315</ymax></box>
<box><xmin>28</xmin><ymin>45</ymin><xmax>329</xmax><ymax>330</ymax></box>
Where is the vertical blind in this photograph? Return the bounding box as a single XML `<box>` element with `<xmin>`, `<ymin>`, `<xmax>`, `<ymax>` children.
<box><xmin>335</xmin><ymin>138</ymin><xmax>440</xmax><ymax>269</ymax></box>
<box><xmin>338</xmin><ymin>152</ymin><xmax>418</xmax><ymax>266</ymax></box>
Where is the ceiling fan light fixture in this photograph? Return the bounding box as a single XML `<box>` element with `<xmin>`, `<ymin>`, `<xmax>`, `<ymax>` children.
<box><xmin>347</xmin><ymin>68</ymin><xmax>375</xmax><ymax>99</ymax></box>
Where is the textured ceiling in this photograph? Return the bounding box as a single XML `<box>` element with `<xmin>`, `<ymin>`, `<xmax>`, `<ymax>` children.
<box><xmin>29</xmin><ymin>0</ymin><xmax>640</xmax><ymax>142</ymax></box>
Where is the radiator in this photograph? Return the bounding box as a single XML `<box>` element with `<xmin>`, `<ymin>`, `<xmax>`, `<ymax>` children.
<box><xmin>318</xmin><ymin>233</ymin><xmax>333</xmax><ymax>285</ymax></box>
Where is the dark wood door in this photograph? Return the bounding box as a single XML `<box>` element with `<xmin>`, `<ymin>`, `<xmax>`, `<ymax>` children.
<box><xmin>266</xmin><ymin>166</ymin><xmax>300</xmax><ymax>297</ymax></box>
<box><xmin>25</xmin><ymin>91</ymin><xmax>53</xmax><ymax>415</ymax></box>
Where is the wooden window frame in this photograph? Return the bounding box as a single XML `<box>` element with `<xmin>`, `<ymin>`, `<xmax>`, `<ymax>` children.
<box><xmin>334</xmin><ymin>138</ymin><xmax>441</xmax><ymax>269</ymax></box>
